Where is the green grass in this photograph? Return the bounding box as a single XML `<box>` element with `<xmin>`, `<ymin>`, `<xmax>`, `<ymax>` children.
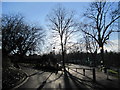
<box><xmin>108</xmin><ymin>69</ymin><xmax>120</xmax><ymax>78</ymax></box>
<box><xmin>108</xmin><ymin>69</ymin><xmax>118</xmax><ymax>74</ymax></box>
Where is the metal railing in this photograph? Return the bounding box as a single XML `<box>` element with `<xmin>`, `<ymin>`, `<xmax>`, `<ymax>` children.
<box><xmin>67</xmin><ymin>67</ymin><xmax>96</xmax><ymax>82</ymax></box>
<box><xmin>68</xmin><ymin>66</ymin><xmax>120</xmax><ymax>81</ymax></box>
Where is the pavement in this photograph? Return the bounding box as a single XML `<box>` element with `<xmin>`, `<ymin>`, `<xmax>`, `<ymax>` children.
<box><xmin>13</xmin><ymin>64</ymin><xmax>120</xmax><ymax>90</ymax></box>
<box><xmin>67</xmin><ymin>64</ymin><xmax>120</xmax><ymax>89</ymax></box>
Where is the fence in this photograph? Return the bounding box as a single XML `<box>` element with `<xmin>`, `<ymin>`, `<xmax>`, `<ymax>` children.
<box><xmin>67</xmin><ymin>67</ymin><xmax>96</xmax><ymax>82</ymax></box>
<box><xmin>68</xmin><ymin>66</ymin><xmax>120</xmax><ymax>82</ymax></box>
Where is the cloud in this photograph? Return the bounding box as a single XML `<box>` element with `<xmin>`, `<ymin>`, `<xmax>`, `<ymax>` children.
<box><xmin>104</xmin><ymin>39</ymin><xmax>119</xmax><ymax>52</ymax></box>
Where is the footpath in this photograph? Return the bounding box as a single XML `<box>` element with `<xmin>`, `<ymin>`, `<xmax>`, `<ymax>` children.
<box><xmin>67</xmin><ymin>64</ymin><xmax>120</xmax><ymax>89</ymax></box>
<box><xmin>13</xmin><ymin>64</ymin><xmax>120</xmax><ymax>90</ymax></box>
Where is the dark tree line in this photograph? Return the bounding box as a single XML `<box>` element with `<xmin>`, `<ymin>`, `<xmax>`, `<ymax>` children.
<box><xmin>63</xmin><ymin>51</ymin><xmax>120</xmax><ymax>68</ymax></box>
<box><xmin>2</xmin><ymin>14</ymin><xmax>45</xmax><ymax>57</ymax></box>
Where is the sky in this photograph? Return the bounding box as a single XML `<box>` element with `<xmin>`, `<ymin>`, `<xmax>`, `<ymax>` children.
<box><xmin>2</xmin><ymin>2</ymin><xmax>119</xmax><ymax>52</ymax></box>
<box><xmin>2</xmin><ymin>0</ymin><xmax>120</xmax><ymax>2</ymax></box>
<box><xmin>2</xmin><ymin>2</ymin><xmax>89</xmax><ymax>26</ymax></box>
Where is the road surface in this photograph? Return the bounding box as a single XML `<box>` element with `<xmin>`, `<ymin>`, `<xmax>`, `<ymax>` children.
<box><xmin>13</xmin><ymin>64</ymin><xmax>120</xmax><ymax>90</ymax></box>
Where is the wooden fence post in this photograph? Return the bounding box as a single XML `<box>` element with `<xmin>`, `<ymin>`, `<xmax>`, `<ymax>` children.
<box><xmin>83</xmin><ymin>69</ymin><xmax>85</xmax><ymax>76</ymax></box>
<box><xmin>93</xmin><ymin>68</ymin><xmax>96</xmax><ymax>82</ymax></box>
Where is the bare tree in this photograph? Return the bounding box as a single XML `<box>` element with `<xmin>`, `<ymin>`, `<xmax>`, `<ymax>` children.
<box><xmin>47</xmin><ymin>5</ymin><xmax>78</xmax><ymax>71</ymax></box>
<box><xmin>2</xmin><ymin>14</ymin><xmax>45</xmax><ymax>57</ymax></box>
<box><xmin>80</xmin><ymin>1</ymin><xmax>120</xmax><ymax>66</ymax></box>
<box><xmin>83</xmin><ymin>33</ymin><xmax>99</xmax><ymax>67</ymax></box>
<box><xmin>66</xmin><ymin>42</ymin><xmax>83</xmax><ymax>53</ymax></box>
<box><xmin>83</xmin><ymin>34</ymin><xmax>98</xmax><ymax>54</ymax></box>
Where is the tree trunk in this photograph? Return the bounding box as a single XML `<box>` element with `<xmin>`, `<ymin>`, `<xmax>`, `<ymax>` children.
<box><xmin>62</xmin><ymin>51</ymin><xmax>65</xmax><ymax>71</ymax></box>
<box><xmin>92</xmin><ymin>50</ymin><xmax>97</xmax><ymax>67</ymax></box>
<box><xmin>100</xmin><ymin>45</ymin><xmax>104</xmax><ymax>67</ymax></box>
<box><xmin>61</xmin><ymin>43</ymin><xmax>65</xmax><ymax>72</ymax></box>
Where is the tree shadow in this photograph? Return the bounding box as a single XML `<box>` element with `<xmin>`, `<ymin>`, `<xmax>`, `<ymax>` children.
<box><xmin>66</xmin><ymin>70</ymin><xmax>107</xmax><ymax>90</ymax></box>
<box><xmin>95</xmin><ymin>79</ymin><xmax>120</xmax><ymax>89</ymax></box>
<box><xmin>63</xmin><ymin>70</ymin><xmax>73</xmax><ymax>89</ymax></box>
<box><xmin>36</xmin><ymin>69</ymin><xmax>115</xmax><ymax>90</ymax></box>
<box><xmin>36</xmin><ymin>71</ymin><xmax>63</xmax><ymax>90</ymax></box>
<box><xmin>65</xmin><ymin>70</ymin><xmax>89</xmax><ymax>90</ymax></box>
<box><xmin>47</xmin><ymin>71</ymin><xmax>63</xmax><ymax>84</ymax></box>
<box><xmin>37</xmin><ymin>72</ymin><xmax>53</xmax><ymax>90</ymax></box>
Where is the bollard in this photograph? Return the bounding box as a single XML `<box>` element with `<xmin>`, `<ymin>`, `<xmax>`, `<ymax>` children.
<box><xmin>93</xmin><ymin>68</ymin><xmax>96</xmax><ymax>82</ymax></box>
<box><xmin>83</xmin><ymin>69</ymin><xmax>85</xmax><ymax>76</ymax></box>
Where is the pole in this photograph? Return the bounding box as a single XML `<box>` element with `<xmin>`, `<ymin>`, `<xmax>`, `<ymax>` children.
<box><xmin>83</xmin><ymin>69</ymin><xmax>85</xmax><ymax>76</ymax></box>
<box><xmin>93</xmin><ymin>68</ymin><xmax>96</xmax><ymax>82</ymax></box>
<box><xmin>62</xmin><ymin>51</ymin><xmax>65</xmax><ymax>72</ymax></box>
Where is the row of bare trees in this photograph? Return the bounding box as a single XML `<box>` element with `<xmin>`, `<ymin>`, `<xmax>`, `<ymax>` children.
<box><xmin>47</xmin><ymin>1</ymin><xmax>120</xmax><ymax>70</ymax></box>
<box><xmin>2</xmin><ymin>1</ymin><xmax>120</xmax><ymax>70</ymax></box>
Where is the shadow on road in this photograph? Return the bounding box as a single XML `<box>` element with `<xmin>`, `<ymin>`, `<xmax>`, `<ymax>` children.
<box><xmin>66</xmin><ymin>70</ymin><xmax>109</xmax><ymax>90</ymax></box>
<box><xmin>47</xmin><ymin>71</ymin><xmax>63</xmax><ymax>84</ymax></box>
<box><xmin>36</xmin><ymin>71</ymin><xmax>63</xmax><ymax>90</ymax></box>
<box><xmin>63</xmin><ymin>70</ymin><xmax>73</xmax><ymax>89</ymax></box>
<box><xmin>37</xmin><ymin>72</ymin><xmax>53</xmax><ymax>90</ymax></box>
<box><xmin>64</xmin><ymin>70</ymin><xmax>88</xmax><ymax>90</ymax></box>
